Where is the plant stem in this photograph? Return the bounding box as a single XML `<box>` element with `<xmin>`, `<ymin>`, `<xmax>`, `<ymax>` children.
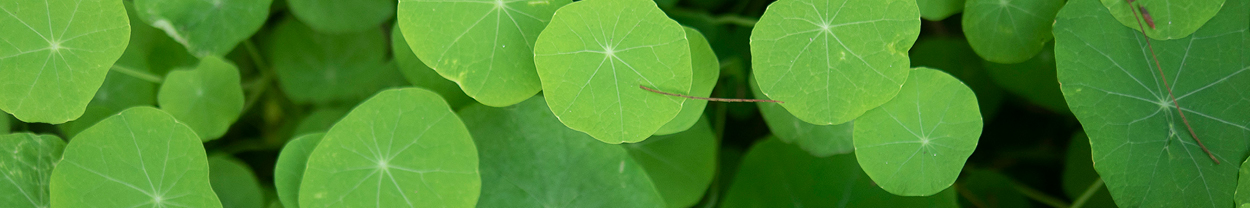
<box><xmin>641</xmin><ymin>85</ymin><xmax>782</xmax><ymax>103</ymax></box>
<box><xmin>241</xmin><ymin>40</ymin><xmax>272</xmax><ymax>113</ymax></box>
<box><xmin>1070</xmin><ymin>178</ymin><xmax>1104</xmax><ymax>208</ymax></box>
<box><xmin>714</xmin><ymin>15</ymin><xmax>758</xmax><ymax>27</ymax></box>
<box><xmin>110</xmin><ymin>65</ymin><xmax>163</xmax><ymax>83</ymax></box>
<box><xmin>1012</xmin><ymin>181</ymin><xmax>1071</xmax><ymax>208</ymax></box>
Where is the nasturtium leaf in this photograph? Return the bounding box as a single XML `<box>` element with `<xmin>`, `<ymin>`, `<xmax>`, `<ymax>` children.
<box><xmin>0</xmin><ymin>113</ymin><xmax>8</xmax><ymax>134</ymax></box>
<box><xmin>0</xmin><ymin>0</ymin><xmax>130</xmax><ymax>124</ymax></box>
<box><xmin>133</xmin><ymin>0</ymin><xmax>272</xmax><ymax>57</ymax></box>
<box><xmin>654</xmin><ymin>27</ymin><xmax>718</xmax><ymax>135</ymax></box>
<box><xmin>267</xmin><ymin>19</ymin><xmax>406</xmax><ymax>104</ymax></box>
<box><xmin>299</xmin><ymin>88</ymin><xmax>480</xmax><ymax>207</ymax></box>
<box><xmin>390</xmin><ymin>23</ymin><xmax>472</xmax><ymax>109</ymax></box>
<box><xmin>534</xmin><ymin>0</ymin><xmax>692</xmax><ymax>144</ymax></box>
<box><xmin>157</xmin><ymin>56</ymin><xmax>244</xmax><ymax>141</ymax></box>
<box><xmin>852</xmin><ymin>67</ymin><xmax>982</xmax><ymax>196</ymax></box>
<box><xmin>1061</xmin><ymin>133</ymin><xmax>1117</xmax><ymax>208</ymax></box>
<box><xmin>961</xmin><ymin>0</ymin><xmax>1063</xmax><ymax>64</ymax></box>
<box><xmin>625</xmin><ymin>117</ymin><xmax>717</xmax><ymax>207</ymax></box>
<box><xmin>0</xmin><ymin>133</ymin><xmax>64</xmax><ymax>208</ymax></box>
<box><xmin>1055</xmin><ymin>0</ymin><xmax>1249</xmax><ymax>206</ymax></box>
<box><xmin>208</xmin><ymin>155</ymin><xmax>265</xmax><ymax>208</ymax></box>
<box><xmin>984</xmin><ymin>42</ymin><xmax>1069</xmax><ymax>113</ymax></box>
<box><xmin>960</xmin><ymin>169</ymin><xmax>1030</xmax><ymax>208</ymax></box>
<box><xmin>918</xmin><ymin>0</ymin><xmax>965</xmax><ymax>21</ymax></box>
<box><xmin>749</xmin><ymin>75</ymin><xmax>853</xmax><ymax>157</ymax></box>
<box><xmin>750</xmin><ymin>0</ymin><xmax>920</xmax><ymax>125</ymax></box>
<box><xmin>910</xmin><ymin>36</ymin><xmax>1004</xmax><ymax>118</ymax></box>
<box><xmin>459</xmin><ymin>96</ymin><xmax>666</xmax><ymax>207</ymax></box>
<box><xmin>292</xmin><ymin>109</ymin><xmax>345</xmax><ymax>136</ymax></box>
<box><xmin>721</xmin><ymin>138</ymin><xmax>960</xmax><ymax>207</ymax></box>
<box><xmin>398</xmin><ymin>0</ymin><xmax>568</xmax><ymax>107</ymax></box>
<box><xmin>1239</xmin><ymin>157</ymin><xmax>1250</xmax><ymax>206</ymax></box>
<box><xmin>286</xmin><ymin>0</ymin><xmax>393</xmax><ymax>34</ymax></box>
<box><xmin>274</xmin><ymin>133</ymin><xmax>324</xmax><ymax>208</ymax></box>
<box><xmin>1100</xmin><ymin>0</ymin><xmax>1226</xmax><ymax>40</ymax></box>
<box><xmin>50</xmin><ymin>107</ymin><xmax>221</xmax><ymax>208</ymax></box>
<box><xmin>59</xmin><ymin>3</ymin><xmax>159</xmax><ymax>138</ymax></box>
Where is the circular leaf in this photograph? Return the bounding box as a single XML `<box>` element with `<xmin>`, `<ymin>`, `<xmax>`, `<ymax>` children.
<box><xmin>918</xmin><ymin>0</ymin><xmax>965</xmax><ymax>21</ymax></box>
<box><xmin>158</xmin><ymin>56</ymin><xmax>245</xmax><ymax>141</ymax></box>
<box><xmin>1100</xmin><ymin>0</ymin><xmax>1226</xmax><ymax>40</ymax></box>
<box><xmin>961</xmin><ymin>0</ymin><xmax>1063</xmax><ymax>64</ymax></box>
<box><xmin>208</xmin><ymin>155</ymin><xmax>264</xmax><ymax>208</ymax></box>
<box><xmin>625</xmin><ymin>117</ymin><xmax>717</xmax><ymax>207</ymax></box>
<box><xmin>133</xmin><ymin>0</ymin><xmax>272</xmax><ymax>56</ymax></box>
<box><xmin>266</xmin><ymin>19</ymin><xmax>406</xmax><ymax>104</ymax></box>
<box><xmin>654</xmin><ymin>27</ymin><xmax>718</xmax><ymax>135</ymax></box>
<box><xmin>390</xmin><ymin>23</ymin><xmax>472</xmax><ymax>109</ymax></box>
<box><xmin>0</xmin><ymin>133</ymin><xmax>64</xmax><ymax>208</ymax></box>
<box><xmin>286</xmin><ymin>0</ymin><xmax>394</xmax><ymax>34</ymax></box>
<box><xmin>750</xmin><ymin>75</ymin><xmax>854</xmax><ymax>157</ymax></box>
<box><xmin>274</xmin><ymin>133</ymin><xmax>324</xmax><ymax>208</ymax></box>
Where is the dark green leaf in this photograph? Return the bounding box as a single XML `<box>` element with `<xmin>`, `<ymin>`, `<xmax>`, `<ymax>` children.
<box><xmin>750</xmin><ymin>75</ymin><xmax>854</xmax><ymax>157</ymax></box>
<box><xmin>208</xmin><ymin>155</ymin><xmax>265</xmax><ymax>208</ymax></box>
<box><xmin>266</xmin><ymin>18</ymin><xmax>406</xmax><ymax>104</ymax></box>
<box><xmin>286</xmin><ymin>0</ymin><xmax>393</xmax><ymax>34</ymax></box>
<box><xmin>625</xmin><ymin>117</ymin><xmax>717</xmax><ymax>207</ymax></box>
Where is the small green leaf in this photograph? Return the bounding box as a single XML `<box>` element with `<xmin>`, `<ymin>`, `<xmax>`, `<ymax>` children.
<box><xmin>266</xmin><ymin>18</ymin><xmax>406</xmax><ymax>104</ymax></box>
<box><xmin>910</xmin><ymin>36</ymin><xmax>1004</xmax><ymax>119</ymax></box>
<box><xmin>0</xmin><ymin>133</ymin><xmax>64</xmax><ymax>208</ymax></box>
<box><xmin>133</xmin><ymin>0</ymin><xmax>272</xmax><ymax>56</ymax></box>
<box><xmin>292</xmin><ymin>109</ymin><xmax>346</xmax><ymax>136</ymax></box>
<box><xmin>0</xmin><ymin>0</ymin><xmax>131</xmax><ymax>124</ymax></box>
<box><xmin>625</xmin><ymin>117</ymin><xmax>717</xmax><ymax>207</ymax></box>
<box><xmin>961</xmin><ymin>0</ymin><xmax>1063</xmax><ymax>64</ymax></box>
<box><xmin>1061</xmin><ymin>133</ymin><xmax>1117</xmax><ymax>208</ymax></box>
<box><xmin>1100</xmin><ymin>0</ymin><xmax>1225</xmax><ymax>40</ymax></box>
<box><xmin>918</xmin><ymin>0</ymin><xmax>965</xmax><ymax>21</ymax></box>
<box><xmin>459</xmin><ymin>96</ymin><xmax>666</xmax><ymax>207</ymax></box>
<box><xmin>534</xmin><ymin>0</ymin><xmax>692</xmax><ymax>144</ymax></box>
<box><xmin>961</xmin><ymin>169</ymin><xmax>1030</xmax><ymax>208</ymax></box>
<box><xmin>749</xmin><ymin>75</ymin><xmax>853</xmax><ymax>157</ymax></box>
<box><xmin>397</xmin><ymin>0</ymin><xmax>569</xmax><ymax>107</ymax></box>
<box><xmin>983</xmin><ymin>42</ymin><xmax>1068</xmax><ymax>113</ymax></box>
<box><xmin>208</xmin><ymin>155</ymin><xmax>265</xmax><ymax>208</ymax></box>
<box><xmin>157</xmin><ymin>56</ymin><xmax>244</xmax><ymax>141</ymax></box>
<box><xmin>654</xmin><ymin>27</ymin><xmax>718</xmax><ymax>135</ymax></box>
<box><xmin>274</xmin><ymin>133</ymin><xmax>324</xmax><ymax>208</ymax></box>
<box><xmin>750</xmin><ymin>0</ymin><xmax>920</xmax><ymax>125</ymax></box>
<box><xmin>390</xmin><ymin>23</ymin><xmax>472</xmax><ymax>109</ymax></box>
<box><xmin>853</xmin><ymin>67</ymin><xmax>982</xmax><ymax>196</ymax></box>
<box><xmin>721</xmin><ymin>138</ymin><xmax>959</xmax><ymax>207</ymax></box>
<box><xmin>299</xmin><ymin>88</ymin><xmax>480</xmax><ymax>207</ymax></box>
<box><xmin>286</xmin><ymin>0</ymin><xmax>394</xmax><ymax>34</ymax></box>
<box><xmin>50</xmin><ymin>107</ymin><xmax>221</xmax><ymax>208</ymax></box>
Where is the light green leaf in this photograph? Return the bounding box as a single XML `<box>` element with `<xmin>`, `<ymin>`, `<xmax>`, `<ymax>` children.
<box><xmin>910</xmin><ymin>36</ymin><xmax>1004</xmax><ymax>119</ymax></box>
<box><xmin>459</xmin><ymin>96</ymin><xmax>666</xmax><ymax>207</ymax></box>
<box><xmin>534</xmin><ymin>0</ymin><xmax>692</xmax><ymax>144</ymax></box>
<box><xmin>961</xmin><ymin>169</ymin><xmax>1031</xmax><ymax>208</ymax></box>
<box><xmin>749</xmin><ymin>75</ymin><xmax>854</xmax><ymax>157</ymax></box>
<box><xmin>274</xmin><ymin>133</ymin><xmax>324</xmax><ymax>208</ymax></box>
<box><xmin>625</xmin><ymin>117</ymin><xmax>717</xmax><ymax>207</ymax></box>
<box><xmin>286</xmin><ymin>0</ymin><xmax>394</xmax><ymax>34</ymax></box>
<box><xmin>390</xmin><ymin>23</ymin><xmax>472</xmax><ymax>109</ymax></box>
<box><xmin>1061</xmin><ymin>133</ymin><xmax>1117</xmax><ymax>208</ymax></box>
<box><xmin>266</xmin><ymin>18</ymin><xmax>406</xmax><ymax>104</ymax></box>
<box><xmin>721</xmin><ymin>137</ymin><xmax>960</xmax><ymax>207</ymax></box>
<box><xmin>50</xmin><ymin>107</ymin><xmax>221</xmax><ymax>208</ymax></box>
<box><xmin>653</xmin><ymin>27</ymin><xmax>718</xmax><ymax>136</ymax></box>
<box><xmin>1055</xmin><ymin>0</ymin><xmax>1249</xmax><ymax>206</ymax></box>
<box><xmin>750</xmin><ymin>0</ymin><xmax>920</xmax><ymax>125</ymax></box>
<box><xmin>852</xmin><ymin>67</ymin><xmax>982</xmax><ymax>196</ymax></box>
<box><xmin>133</xmin><ymin>0</ymin><xmax>272</xmax><ymax>56</ymax></box>
<box><xmin>397</xmin><ymin>0</ymin><xmax>569</xmax><ymax>107</ymax></box>
<box><xmin>961</xmin><ymin>0</ymin><xmax>1063</xmax><ymax>64</ymax></box>
<box><xmin>58</xmin><ymin>2</ymin><xmax>159</xmax><ymax>138</ymax></box>
<box><xmin>1100</xmin><ymin>0</ymin><xmax>1225</xmax><ymax>40</ymax></box>
<box><xmin>292</xmin><ymin>109</ymin><xmax>345</xmax><ymax>136</ymax></box>
<box><xmin>0</xmin><ymin>0</ymin><xmax>130</xmax><ymax>124</ymax></box>
<box><xmin>208</xmin><ymin>155</ymin><xmax>265</xmax><ymax>208</ymax></box>
<box><xmin>299</xmin><ymin>88</ymin><xmax>480</xmax><ymax>207</ymax></box>
<box><xmin>0</xmin><ymin>133</ymin><xmax>64</xmax><ymax>208</ymax></box>
<box><xmin>918</xmin><ymin>0</ymin><xmax>965</xmax><ymax>21</ymax></box>
<box><xmin>1239</xmin><ymin>157</ymin><xmax>1250</xmax><ymax>206</ymax></box>
<box><xmin>157</xmin><ymin>56</ymin><xmax>244</xmax><ymax>141</ymax></box>
<box><xmin>983</xmin><ymin>42</ymin><xmax>1069</xmax><ymax>113</ymax></box>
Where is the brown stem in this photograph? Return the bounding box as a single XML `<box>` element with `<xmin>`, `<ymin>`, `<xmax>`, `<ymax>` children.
<box><xmin>640</xmin><ymin>85</ymin><xmax>783</xmax><ymax>103</ymax></box>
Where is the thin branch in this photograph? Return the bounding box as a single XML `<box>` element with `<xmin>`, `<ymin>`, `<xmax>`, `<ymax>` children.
<box><xmin>110</xmin><ymin>65</ymin><xmax>162</xmax><ymax>83</ymax></box>
<box><xmin>640</xmin><ymin>85</ymin><xmax>783</xmax><ymax>103</ymax></box>
<box><xmin>714</xmin><ymin>15</ymin><xmax>758</xmax><ymax>27</ymax></box>
<box><xmin>1069</xmin><ymin>178</ymin><xmax>1104</xmax><ymax>208</ymax></box>
<box><xmin>241</xmin><ymin>40</ymin><xmax>272</xmax><ymax>113</ymax></box>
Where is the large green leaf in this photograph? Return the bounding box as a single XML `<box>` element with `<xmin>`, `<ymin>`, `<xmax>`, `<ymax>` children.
<box><xmin>1100</xmin><ymin>0</ymin><xmax>1226</xmax><ymax>40</ymax></box>
<box><xmin>133</xmin><ymin>0</ymin><xmax>271</xmax><ymax>56</ymax></box>
<box><xmin>390</xmin><ymin>23</ymin><xmax>472</xmax><ymax>109</ymax></box>
<box><xmin>0</xmin><ymin>0</ymin><xmax>130</xmax><ymax>124</ymax></box>
<box><xmin>274</xmin><ymin>133</ymin><xmax>324</xmax><ymax>208</ymax></box>
<box><xmin>157</xmin><ymin>56</ymin><xmax>244</xmax><ymax>141</ymax></box>
<box><xmin>286</xmin><ymin>0</ymin><xmax>394</xmax><ymax>34</ymax></box>
<box><xmin>299</xmin><ymin>88</ymin><xmax>480</xmax><ymax>207</ymax></box>
<box><xmin>749</xmin><ymin>75</ymin><xmax>854</xmax><ymax>157</ymax></box>
<box><xmin>50</xmin><ymin>107</ymin><xmax>221</xmax><ymax>208</ymax></box>
<box><xmin>1054</xmin><ymin>0</ymin><xmax>1249</xmax><ymax>206</ymax></box>
<box><xmin>0</xmin><ymin>133</ymin><xmax>64</xmax><ymax>208</ymax></box>
<box><xmin>984</xmin><ymin>42</ymin><xmax>1069</xmax><ymax>113</ymax></box>
<box><xmin>266</xmin><ymin>18</ymin><xmax>406</xmax><ymax>104</ymax></box>
<box><xmin>1061</xmin><ymin>133</ymin><xmax>1117</xmax><ymax>208</ymax></box>
<box><xmin>721</xmin><ymin>137</ymin><xmax>960</xmax><ymax>207</ymax></box>
<box><xmin>459</xmin><ymin>96</ymin><xmax>666</xmax><ymax>207</ymax></box>
<box><xmin>910</xmin><ymin>36</ymin><xmax>1004</xmax><ymax>118</ymax></box>
<box><xmin>961</xmin><ymin>0</ymin><xmax>1063</xmax><ymax>64</ymax></box>
<box><xmin>534</xmin><ymin>0</ymin><xmax>692</xmax><ymax>144</ymax></box>
<box><xmin>208</xmin><ymin>155</ymin><xmax>264</xmax><ymax>208</ymax></box>
<box><xmin>750</xmin><ymin>0</ymin><xmax>920</xmax><ymax>125</ymax></box>
<box><xmin>397</xmin><ymin>0</ymin><xmax>569</xmax><ymax>107</ymax></box>
<box><xmin>853</xmin><ymin>68</ymin><xmax>982</xmax><ymax>196</ymax></box>
<box><xmin>625</xmin><ymin>117</ymin><xmax>717</xmax><ymax>207</ymax></box>
<box><xmin>918</xmin><ymin>0</ymin><xmax>964</xmax><ymax>21</ymax></box>
<box><xmin>653</xmin><ymin>27</ymin><xmax>718</xmax><ymax>135</ymax></box>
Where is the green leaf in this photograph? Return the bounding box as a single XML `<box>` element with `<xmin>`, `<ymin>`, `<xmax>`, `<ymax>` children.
<box><xmin>157</xmin><ymin>56</ymin><xmax>245</xmax><ymax>141</ymax></box>
<box><xmin>208</xmin><ymin>155</ymin><xmax>265</xmax><ymax>208</ymax></box>
<box><xmin>274</xmin><ymin>133</ymin><xmax>324</xmax><ymax>208</ymax></box>
<box><xmin>983</xmin><ymin>42</ymin><xmax>1069</xmax><ymax>113</ymax></box>
<box><xmin>266</xmin><ymin>18</ymin><xmax>406</xmax><ymax>104</ymax></box>
<box><xmin>910</xmin><ymin>36</ymin><xmax>1004</xmax><ymax>119</ymax></box>
<box><xmin>918</xmin><ymin>0</ymin><xmax>965</xmax><ymax>21</ymax></box>
<box><xmin>0</xmin><ymin>133</ymin><xmax>64</xmax><ymax>208</ymax></box>
<box><xmin>1061</xmin><ymin>133</ymin><xmax>1117</xmax><ymax>208</ymax></box>
<box><xmin>50</xmin><ymin>107</ymin><xmax>221</xmax><ymax>208</ymax></box>
<box><xmin>1239</xmin><ymin>157</ymin><xmax>1250</xmax><ymax>206</ymax></box>
<box><xmin>390</xmin><ymin>23</ymin><xmax>472</xmax><ymax>109</ymax></box>
<box><xmin>397</xmin><ymin>0</ymin><xmax>569</xmax><ymax>107</ymax></box>
<box><xmin>1055</xmin><ymin>0</ymin><xmax>1249</xmax><ymax>206</ymax></box>
<box><xmin>749</xmin><ymin>75</ymin><xmax>854</xmax><ymax>157</ymax></box>
<box><xmin>534</xmin><ymin>0</ymin><xmax>692</xmax><ymax>144</ymax></box>
<box><xmin>459</xmin><ymin>96</ymin><xmax>666</xmax><ymax>207</ymax></box>
<box><xmin>299</xmin><ymin>88</ymin><xmax>480</xmax><ymax>207</ymax></box>
<box><xmin>625</xmin><ymin>117</ymin><xmax>717</xmax><ymax>207</ymax></box>
<box><xmin>852</xmin><ymin>67</ymin><xmax>982</xmax><ymax>196</ymax></box>
<box><xmin>0</xmin><ymin>0</ymin><xmax>131</xmax><ymax>124</ymax></box>
<box><xmin>654</xmin><ymin>27</ymin><xmax>718</xmax><ymax>135</ymax></box>
<box><xmin>133</xmin><ymin>0</ymin><xmax>272</xmax><ymax>56</ymax></box>
<box><xmin>0</xmin><ymin>113</ymin><xmax>8</xmax><ymax>134</ymax></box>
<box><xmin>750</xmin><ymin>0</ymin><xmax>920</xmax><ymax>125</ymax></box>
<box><xmin>1100</xmin><ymin>0</ymin><xmax>1225</xmax><ymax>40</ymax></box>
<box><xmin>961</xmin><ymin>0</ymin><xmax>1063</xmax><ymax>64</ymax></box>
<box><xmin>721</xmin><ymin>137</ymin><xmax>960</xmax><ymax>207</ymax></box>
<box><xmin>960</xmin><ymin>169</ymin><xmax>1031</xmax><ymax>208</ymax></box>
<box><xmin>286</xmin><ymin>0</ymin><xmax>394</xmax><ymax>34</ymax></box>
<box><xmin>58</xmin><ymin>3</ymin><xmax>159</xmax><ymax>138</ymax></box>
<box><xmin>292</xmin><ymin>109</ymin><xmax>346</xmax><ymax>136</ymax></box>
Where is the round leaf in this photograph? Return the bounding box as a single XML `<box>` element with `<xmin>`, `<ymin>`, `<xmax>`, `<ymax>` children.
<box><xmin>534</xmin><ymin>0</ymin><xmax>692</xmax><ymax>144</ymax></box>
<box><xmin>961</xmin><ymin>0</ymin><xmax>1063</xmax><ymax>64</ymax></box>
<box><xmin>266</xmin><ymin>19</ymin><xmax>406</xmax><ymax>104</ymax></box>
<box><xmin>157</xmin><ymin>56</ymin><xmax>245</xmax><ymax>141</ymax></box>
<box><xmin>0</xmin><ymin>133</ymin><xmax>65</xmax><ymax>208</ymax></box>
<box><xmin>653</xmin><ymin>27</ymin><xmax>718</xmax><ymax>135</ymax></box>
<box><xmin>274</xmin><ymin>133</ymin><xmax>324</xmax><ymax>208</ymax></box>
<box><xmin>918</xmin><ymin>0</ymin><xmax>965</xmax><ymax>21</ymax></box>
<box><xmin>133</xmin><ymin>0</ymin><xmax>272</xmax><ymax>56</ymax></box>
<box><xmin>1100</xmin><ymin>0</ymin><xmax>1226</xmax><ymax>40</ymax></box>
<box><xmin>0</xmin><ymin>0</ymin><xmax>130</xmax><ymax>124</ymax></box>
<box><xmin>299</xmin><ymin>88</ymin><xmax>480</xmax><ymax>207</ymax></box>
<box><xmin>749</xmin><ymin>75</ymin><xmax>854</xmax><ymax>157</ymax></box>
<box><xmin>625</xmin><ymin>117</ymin><xmax>717</xmax><ymax>207</ymax></box>
<box><xmin>750</xmin><ymin>0</ymin><xmax>920</xmax><ymax>125</ymax></box>
<box><xmin>390</xmin><ymin>23</ymin><xmax>472</xmax><ymax>109</ymax></box>
<box><xmin>208</xmin><ymin>155</ymin><xmax>264</xmax><ymax>208</ymax></box>
<box><xmin>50</xmin><ymin>107</ymin><xmax>221</xmax><ymax>208</ymax></box>
<box><xmin>286</xmin><ymin>0</ymin><xmax>394</xmax><ymax>34</ymax></box>
<box><xmin>910</xmin><ymin>36</ymin><xmax>1004</xmax><ymax>119</ymax></box>
<box><xmin>852</xmin><ymin>68</ymin><xmax>982</xmax><ymax>196</ymax></box>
